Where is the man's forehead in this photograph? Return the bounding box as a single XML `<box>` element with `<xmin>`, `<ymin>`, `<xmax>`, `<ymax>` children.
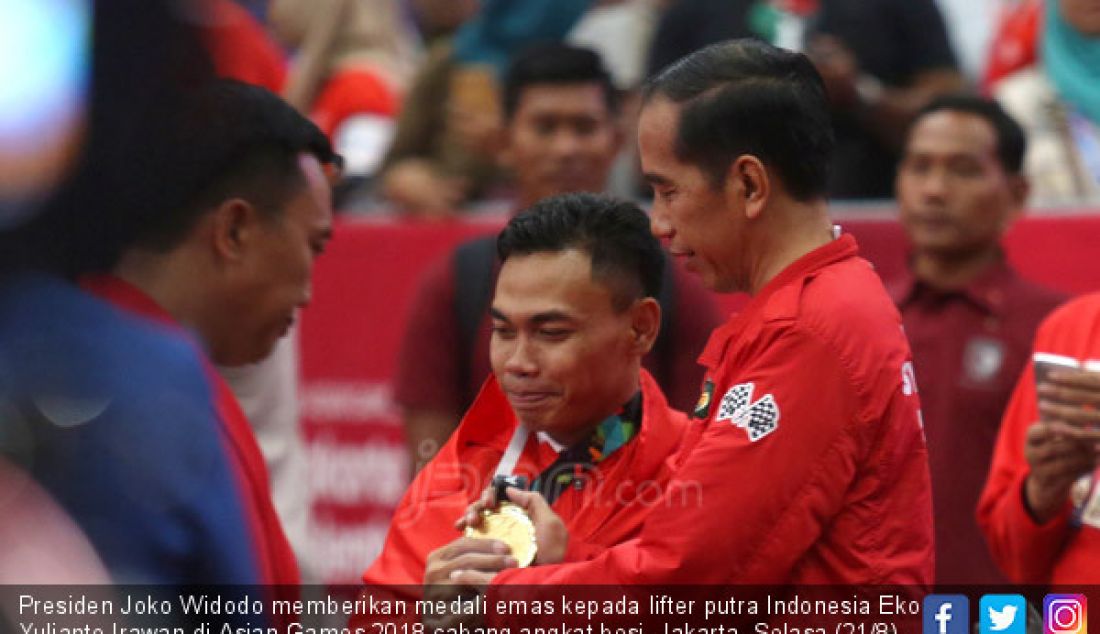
<box><xmin>906</xmin><ymin>111</ymin><xmax>998</xmax><ymax>156</ymax></box>
<box><xmin>515</xmin><ymin>82</ymin><xmax>611</xmax><ymax>115</ymax></box>
<box><xmin>639</xmin><ymin>95</ymin><xmax>680</xmax><ymax>127</ymax></box>
<box><xmin>494</xmin><ymin>249</ymin><xmax>614</xmax><ymax>313</ymax></box>
<box><xmin>294</xmin><ymin>153</ymin><xmax>334</xmax><ymax>216</ymax></box>
<box><xmin>638</xmin><ymin>98</ymin><xmax>681</xmax><ymax>160</ymax></box>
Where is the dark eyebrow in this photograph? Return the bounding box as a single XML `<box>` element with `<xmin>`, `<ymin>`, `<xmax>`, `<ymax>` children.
<box><xmin>643</xmin><ymin>172</ymin><xmax>672</xmax><ymax>187</ymax></box>
<box><xmin>530</xmin><ymin>311</ymin><xmax>574</xmax><ymax>326</ymax></box>
<box><xmin>489</xmin><ymin>308</ymin><xmax>575</xmax><ymax>325</ymax></box>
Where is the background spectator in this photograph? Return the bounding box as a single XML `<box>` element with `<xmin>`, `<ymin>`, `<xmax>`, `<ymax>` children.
<box><xmin>978</xmin><ymin>294</ymin><xmax>1100</xmax><ymax>583</ymax></box>
<box><xmin>201</xmin><ymin>0</ymin><xmax>288</xmax><ymax>94</ymax></box>
<box><xmin>806</xmin><ymin>0</ymin><xmax>965</xmax><ymax>199</ymax></box>
<box><xmin>891</xmin><ymin>94</ymin><xmax>1066</xmax><ymax>584</ymax></box>
<box><xmin>379</xmin><ymin>0</ymin><xmax>594</xmax><ymax>217</ymax></box>
<box><xmin>270</xmin><ymin>0</ymin><xmax>414</xmax><ymax>182</ymax></box>
<box><xmin>994</xmin><ymin>0</ymin><xmax>1100</xmax><ymax>203</ymax></box>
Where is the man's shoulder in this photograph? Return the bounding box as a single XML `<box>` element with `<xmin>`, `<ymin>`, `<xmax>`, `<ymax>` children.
<box><xmin>413</xmin><ymin>234</ymin><xmax>497</xmax><ymax>298</ymax></box>
<box><xmin>795</xmin><ymin>256</ymin><xmax>901</xmax><ymax>339</ymax></box>
<box><xmin>1035</xmin><ymin>292</ymin><xmax>1100</xmax><ymax>348</ymax></box>
<box><xmin>760</xmin><ymin>256</ymin><xmax>908</xmax><ymax>392</ymax></box>
<box><xmin>0</xmin><ymin>275</ymin><xmax>212</xmax><ymax>402</ymax></box>
<box><xmin>1001</xmin><ymin>272</ymin><xmax>1068</xmax><ymax>312</ymax></box>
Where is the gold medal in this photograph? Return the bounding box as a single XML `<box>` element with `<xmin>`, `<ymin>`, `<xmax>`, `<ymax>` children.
<box><xmin>464</xmin><ymin>502</ymin><xmax>537</xmax><ymax>567</ymax></box>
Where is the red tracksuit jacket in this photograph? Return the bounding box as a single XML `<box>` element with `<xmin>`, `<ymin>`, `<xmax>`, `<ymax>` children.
<box><xmin>81</xmin><ymin>275</ymin><xmax>301</xmax><ymax>588</ymax></box>
<box><xmin>978</xmin><ymin>292</ymin><xmax>1099</xmax><ymax>584</ymax></box>
<box><xmin>362</xmin><ymin>370</ymin><xmax>688</xmax><ymax>594</ymax></box>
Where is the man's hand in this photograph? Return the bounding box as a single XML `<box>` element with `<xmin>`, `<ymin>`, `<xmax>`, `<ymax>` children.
<box><xmin>805</xmin><ymin>35</ymin><xmax>861</xmax><ymax>109</ymax></box>
<box><xmin>1025</xmin><ymin>368</ymin><xmax>1100</xmax><ymax>522</ymax></box>
<box><xmin>424</xmin><ymin>536</ymin><xmax>517</xmax><ymax>588</ymax></box>
<box><xmin>455</xmin><ymin>486</ymin><xmax>570</xmax><ymax>573</ymax></box>
<box><xmin>1023</xmin><ymin>421</ymin><xmax>1100</xmax><ymax>523</ymax></box>
<box><xmin>422</xmin><ymin>538</ymin><xmax>510</xmax><ymax>631</ymax></box>
<box><xmin>381</xmin><ymin>159</ymin><xmax>467</xmax><ymax>217</ymax></box>
<box><xmin>1038</xmin><ymin>368</ymin><xmax>1100</xmax><ymax>427</ymax></box>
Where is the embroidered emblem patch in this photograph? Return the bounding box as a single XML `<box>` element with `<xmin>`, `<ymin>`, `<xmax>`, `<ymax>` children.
<box><xmin>717</xmin><ymin>383</ymin><xmax>753</xmax><ymax>421</ymax></box>
<box><xmin>962</xmin><ymin>337</ymin><xmax>1006</xmax><ymax>385</ymax></box>
<box><xmin>717</xmin><ymin>382</ymin><xmax>780</xmax><ymax>442</ymax></box>
<box><xmin>693</xmin><ymin>379</ymin><xmax>715</xmax><ymax>419</ymax></box>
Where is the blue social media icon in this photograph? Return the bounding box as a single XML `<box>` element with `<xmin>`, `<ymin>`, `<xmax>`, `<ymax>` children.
<box><xmin>925</xmin><ymin>595</ymin><xmax>970</xmax><ymax>634</ymax></box>
<box><xmin>981</xmin><ymin>595</ymin><xmax>1028</xmax><ymax>634</ymax></box>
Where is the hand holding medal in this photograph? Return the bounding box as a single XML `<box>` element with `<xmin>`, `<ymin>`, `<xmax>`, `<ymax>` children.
<box><xmin>455</xmin><ymin>476</ymin><xmax>570</xmax><ymax>572</ymax></box>
<box><xmin>461</xmin><ymin>476</ymin><xmax>538</xmax><ymax>567</ymax></box>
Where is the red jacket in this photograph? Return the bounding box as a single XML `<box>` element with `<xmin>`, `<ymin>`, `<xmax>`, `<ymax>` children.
<box><xmin>362</xmin><ymin>370</ymin><xmax>688</xmax><ymax>594</ymax></box>
<box><xmin>977</xmin><ymin>292</ymin><xmax>1099</xmax><ymax>584</ymax></box>
<box><xmin>81</xmin><ymin>275</ymin><xmax>301</xmax><ymax>588</ymax></box>
<box><xmin>493</xmin><ymin>235</ymin><xmax>934</xmax><ymax>587</ymax></box>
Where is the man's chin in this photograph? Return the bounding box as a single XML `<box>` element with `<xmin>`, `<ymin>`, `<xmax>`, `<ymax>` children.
<box><xmin>214</xmin><ymin>343</ymin><xmax>275</xmax><ymax>368</ymax></box>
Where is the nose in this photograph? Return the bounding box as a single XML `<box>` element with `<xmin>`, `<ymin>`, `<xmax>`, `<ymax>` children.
<box><xmin>919</xmin><ymin>167</ymin><xmax>949</xmax><ymax>203</ymax></box>
<box><xmin>549</xmin><ymin>128</ymin><xmax>582</xmax><ymax>159</ymax></box>
<box><xmin>649</xmin><ymin>205</ymin><xmax>674</xmax><ymax>240</ymax></box>
<box><xmin>502</xmin><ymin>336</ymin><xmax>539</xmax><ymax>377</ymax></box>
<box><xmin>300</xmin><ymin>279</ymin><xmax>313</xmax><ymax>308</ymax></box>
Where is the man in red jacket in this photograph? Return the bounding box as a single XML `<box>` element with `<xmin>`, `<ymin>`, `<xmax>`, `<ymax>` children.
<box><xmin>81</xmin><ymin>79</ymin><xmax>338</xmax><ymax>589</ymax></box>
<box><xmin>446</xmin><ymin>39</ymin><xmax>933</xmax><ymax>592</ymax></box>
<box><xmin>362</xmin><ymin>193</ymin><xmax>689</xmax><ymax>596</ymax></box>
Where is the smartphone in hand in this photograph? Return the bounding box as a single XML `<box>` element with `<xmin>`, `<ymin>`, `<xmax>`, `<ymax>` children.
<box><xmin>1033</xmin><ymin>352</ymin><xmax>1081</xmax><ymax>390</ymax></box>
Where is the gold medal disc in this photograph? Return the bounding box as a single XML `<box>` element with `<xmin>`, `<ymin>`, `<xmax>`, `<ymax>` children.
<box><xmin>464</xmin><ymin>502</ymin><xmax>537</xmax><ymax>567</ymax></box>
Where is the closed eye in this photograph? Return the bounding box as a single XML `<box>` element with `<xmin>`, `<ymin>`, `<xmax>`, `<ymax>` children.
<box><xmin>491</xmin><ymin>324</ymin><xmax>516</xmax><ymax>338</ymax></box>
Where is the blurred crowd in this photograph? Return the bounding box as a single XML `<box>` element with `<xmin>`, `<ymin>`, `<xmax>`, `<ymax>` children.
<box><xmin>190</xmin><ymin>0</ymin><xmax>1100</xmax><ymax>212</ymax></box>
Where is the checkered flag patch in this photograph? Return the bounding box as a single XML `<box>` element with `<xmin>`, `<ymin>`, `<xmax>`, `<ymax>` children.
<box><xmin>717</xmin><ymin>382</ymin><xmax>780</xmax><ymax>442</ymax></box>
<box><xmin>736</xmin><ymin>394</ymin><xmax>780</xmax><ymax>442</ymax></box>
<box><xmin>717</xmin><ymin>383</ymin><xmax>754</xmax><ymax>421</ymax></box>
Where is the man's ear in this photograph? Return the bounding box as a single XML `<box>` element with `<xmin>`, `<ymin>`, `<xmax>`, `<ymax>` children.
<box><xmin>725</xmin><ymin>155</ymin><xmax>770</xmax><ymax>220</ymax></box>
<box><xmin>628</xmin><ymin>297</ymin><xmax>662</xmax><ymax>355</ymax></box>
<box><xmin>497</xmin><ymin>125</ymin><xmax>516</xmax><ymax>170</ymax></box>
<box><xmin>993</xmin><ymin>173</ymin><xmax>1029</xmax><ymax>234</ymax></box>
<box><xmin>210</xmin><ymin>197</ymin><xmax>260</xmax><ymax>263</ymax></box>
<box><xmin>1008</xmin><ymin>173</ymin><xmax>1029</xmax><ymax>214</ymax></box>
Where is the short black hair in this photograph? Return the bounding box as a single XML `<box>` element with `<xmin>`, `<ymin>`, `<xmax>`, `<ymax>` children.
<box><xmin>643</xmin><ymin>39</ymin><xmax>834</xmax><ymax>201</ymax></box>
<box><xmin>133</xmin><ymin>79</ymin><xmax>336</xmax><ymax>252</ymax></box>
<box><xmin>502</xmin><ymin>43</ymin><xmax>618</xmax><ymax>121</ymax></box>
<box><xmin>910</xmin><ymin>94</ymin><xmax>1027</xmax><ymax>174</ymax></box>
<box><xmin>497</xmin><ymin>193</ymin><xmax>664</xmax><ymax>310</ymax></box>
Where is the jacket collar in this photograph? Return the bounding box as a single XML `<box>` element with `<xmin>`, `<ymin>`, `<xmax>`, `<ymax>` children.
<box><xmin>700</xmin><ymin>233</ymin><xmax>860</xmax><ymax>369</ymax></box>
<box><xmin>894</xmin><ymin>253</ymin><xmax>1016</xmax><ymax>315</ymax></box>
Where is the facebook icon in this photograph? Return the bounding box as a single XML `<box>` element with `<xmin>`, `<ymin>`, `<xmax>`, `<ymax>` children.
<box><xmin>925</xmin><ymin>595</ymin><xmax>970</xmax><ymax>634</ymax></box>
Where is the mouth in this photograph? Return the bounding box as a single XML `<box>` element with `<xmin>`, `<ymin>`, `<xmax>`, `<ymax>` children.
<box><xmin>909</xmin><ymin>213</ymin><xmax>955</xmax><ymax>232</ymax></box>
<box><xmin>667</xmin><ymin>246</ymin><xmax>697</xmax><ymax>268</ymax></box>
<box><xmin>544</xmin><ymin>170</ymin><xmax>595</xmax><ymax>192</ymax></box>
<box><xmin>503</xmin><ymin>389</ymin><xmax>559</xmax><ymax>410</ymax></box>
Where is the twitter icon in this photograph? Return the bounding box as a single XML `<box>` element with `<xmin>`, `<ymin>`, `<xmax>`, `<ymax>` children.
<box><xmin>981</xmin><ymin>595</ymin><xmax>1028</xmax><ymax>634</ymax></box>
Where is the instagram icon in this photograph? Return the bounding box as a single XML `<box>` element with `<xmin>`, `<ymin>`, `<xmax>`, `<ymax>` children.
<box><xmin>1045</xmin><ymin>595</ymin><xmax>1087</xmax><ymax>634</ymax></box>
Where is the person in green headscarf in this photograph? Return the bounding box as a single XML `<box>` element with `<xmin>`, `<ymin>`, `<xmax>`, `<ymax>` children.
<box><xmin>994</xmin><ymin>0</ymin><xmax>1100</xmax><ymax>202</ymax></box>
